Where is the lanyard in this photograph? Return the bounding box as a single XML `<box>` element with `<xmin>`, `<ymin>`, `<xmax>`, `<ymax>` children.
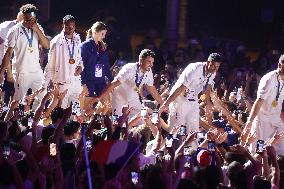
<box><xmin>202</xmin><ymin>65</ymin><xmax>212</xmax><ymax>92</ymax></box>
<box><xmin>65</xmin><ymin>36</ymin><xmax>75</xmax><ymax>59</ymax></box>
<box><xmin>135</xmin><ymin>63</ymin><xmax>145</xmax><ymax>88</ymax></box>
<box><xmin>22</xmin><ymin>27</ymin><xmax>33</xmax><ymax>47</ymax></box>
<box><xmin>276</xmin><ymin>74</ymin><xmax>284</xmax><ymax>101</ymax></box>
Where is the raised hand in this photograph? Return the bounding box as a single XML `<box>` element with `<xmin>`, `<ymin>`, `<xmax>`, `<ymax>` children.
<box><xmin>74</xmin><ymin>65</ymin><xmax>82</xmax><ymax>76</ymax></box>
<box><xmin>267</xmin><ymin>131</ymin><xmax>284</xmax><ymax>145</ymax></box>
<box><xmin>246</xmin><ymin>130</ymin><xmax>256</xmax><ymax>145</ymax></box>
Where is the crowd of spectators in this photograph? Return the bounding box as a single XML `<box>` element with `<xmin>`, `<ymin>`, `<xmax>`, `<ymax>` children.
<box><xmin>0</xmin><ymin>6</ymin><xmax>284</xmax><ymax>189</ymax></box>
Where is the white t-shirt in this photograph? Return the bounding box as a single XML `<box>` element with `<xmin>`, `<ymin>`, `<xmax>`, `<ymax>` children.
<box><xmin>170</xmin><ymin>62</ymin><xmax>215</xmax><ymax>101</ymax></box>
<box><xmin>43</xmin><ymin>32</ymin><xmax>82</xmax><ymax>87</ymax></box>
<box><xmin>114</xmin><ymin>62</ymin><xmax>154</xmax><ymax>99</ymax></box>
<box><xmin>257</xmin><ymin>70</ymin><xmax>284</xmax><ymax>124</ymax></box>
<box><xmin>5</xmin><ymin>22</ymin><xmax>44</xmax><ymax>74</ymax></box>
<box><xmin>0</xmin><ymin>20</ymin><xmax>16</xmax><ymax>63</ymax></box>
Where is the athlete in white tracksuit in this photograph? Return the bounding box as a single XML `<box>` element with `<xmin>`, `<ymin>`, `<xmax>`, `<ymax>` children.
<box><xmin>0</xmin><ymin>4</ymin><xmax>50</xmax><ymax>120</ymax></box>
<box><xmin>245</xmin><ymin>54</ymin><xmax>284</xmax><ymax>155</ymax></box>
<box><xmin>43</xmin><ymin>15</ymin><xmax>83</xmax><ymax>108</ymax></box>
<box><xmin>96</xmin><ymin>49</ymin><xmax>163</xmax><ymax>116</ymax></box>
<box><xmin>159</xmin><ymin>53</ymin><xmax>222</xmax><ymax>134</ymax></box>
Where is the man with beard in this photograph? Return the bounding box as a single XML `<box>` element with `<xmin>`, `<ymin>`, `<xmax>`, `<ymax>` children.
<box><xmin>42</xmin><ymin>15</ymin><xmax>83</xmax><ymax>108</ymax></box>
<box><xmin>95</xmin><ymin>49</ymin><xmax>163</xmax><ymax>116</ymax></box>
<box><xmin>244</xmin><ymin>54</ymin><xmax>284</xmax><ymax>155</ymax></box>
<box><xmin>159</xmin><ymin>53</ymin><xmax>222</xmax><ymax>135</ymax></box>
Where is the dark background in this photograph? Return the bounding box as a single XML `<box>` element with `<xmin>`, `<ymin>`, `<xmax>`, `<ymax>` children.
<box><xmin>1</xmin><ymin>0</ymin><xmax>284</xmax><ymax>50</ymax></box>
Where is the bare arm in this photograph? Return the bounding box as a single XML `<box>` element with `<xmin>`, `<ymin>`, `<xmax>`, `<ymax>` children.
<box><xmin>151</xmin><ymin>125</ymin><xmax>162</xmax><ymax>153</ymax></box>
<box><xmin>247</xmin><ymin>98</ymin><xmax>264</xmax><ymax>123</ymax></box>
<box><xmin>128</xmin><ymin>113</ymin><xmax>142</xmax><ymax>128</ymax></box>
<box><xmin>31</xmin><ymin>90</ymin><xmax>53</xmax><ymax>151</ymax></box>
<box><xmin>50</xmin><ymin>105</ymin><xmax>72</xmax><ymax>144</ymax></box>
<box><xmin>159</xmin><ymin>84</ymin><xmax>186</xmax><ymax>112</ymax></box>
<box><xmin>165</xmin><ymin>84</ymin><xmax>186</xmax><ymax>106</ymax></box>
<box><xmin>266</xmin><ymin>146</ymin><xmax>280</xmax><ymax>187</ymax></box>
<box><xmin>261</xmin><ymin>152</ymin><xmax>270</xmax><ymax>180</ymax></box>
<box><xmin>145</xmin><ymin>85</ymin><xmax>164</xmax><ymax>105</ymax></box>
<box><xmin>32</xmin><ymin>23</ymin><xmax>50</xmax><ymax>49</ymax></box>
<box><xmin>0</xmin><ymin>47</ymin><xmax>13</xmax><ymax>77</ymax></box>
<box><xmin>97</xmin><ymin>80</ymin><xmax>121</xmax><ymax>101</ymax></box>
<box><xmin>42</xmin><ymin>41</ymin><xmax>56</xmax><ymax>88</ymax></box>
<box><xmin>175</xmin><ymin>132</ymin><xmax>196</xmax><ymax>155</ymax></box>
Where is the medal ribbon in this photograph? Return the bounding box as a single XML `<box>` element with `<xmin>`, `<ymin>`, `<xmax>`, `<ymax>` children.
<box><xmin>22</xmin><ymin>27</ymin><xmax>33</xmax><ymax>48</ymax></box>
<box><xmin>135</xmin><ymin>63</ymin><xmax>145</xmax><ymax>103</ymax></box>
<box><xmin>65</xmin><ymin>35</ymin><xmax>75</xmax><ymax>60</ymax></box>
<box><xmin>275</xmin><ymin>74</ymin><xmax>284</xmax><ymax>102</ymax></box>
<box><xmin>202</xmin><ymin>65</ymin><xmax>212</xmax><ymax>92</ymax></box>
<box><xmin>135</xmin><ymin>63</ymin><xmax>145</xmax><ymax>88</ymax></box>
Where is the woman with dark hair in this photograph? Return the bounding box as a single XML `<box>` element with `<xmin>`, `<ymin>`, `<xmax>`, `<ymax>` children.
<box><xmin>80</xmin><ymin>21</ymin><xmax>113</xmax><ymax>114</ymax></box>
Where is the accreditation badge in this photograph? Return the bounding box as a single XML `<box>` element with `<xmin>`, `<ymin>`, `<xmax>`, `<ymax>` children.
<box><xmin>95</xmin><ymin>64</ymin><xmax>103</xmax><ymax>77</ymax></box>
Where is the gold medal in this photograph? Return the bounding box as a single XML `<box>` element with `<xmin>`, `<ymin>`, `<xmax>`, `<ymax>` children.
<box><xmin>200</xmin><ymin>94</ymin><xmax>206</xmax><ymax>101</ymax></box>
<box><xmin>272</xmin><ymin>100</ymin><xmax>278</xmax><ymax>108</ymax></box>
<box><xmin>69</xmin><ymin>58</ymin><xmax>75</xmax><ymax>64</ymax></box>
<box><xmin>28</xmin><ymin>47</ymin><xmax>33</xmax><ymax>53</ymax></box>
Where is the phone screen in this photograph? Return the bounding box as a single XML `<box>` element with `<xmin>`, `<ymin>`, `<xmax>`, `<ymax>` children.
<box><xmin>28</xmin><ymin>117</ymin><xmax>33</xmax><ymax>127</ymax></box>
<box><xmin>141</xmin><ymin>108</ymin><xmax>147</xmax><ymax>119</ymax></box>
<box><xmin>86</xmin><ymin>139</ymin><xmax>93</xmax><ymax>151</ymax></box>
<box><xmin>95</xmin><ymin>114</ymin><xmax>103</xmax><ymax>123</ymax></box>
<box><xmin>183</xmin><ymin>146</ymin><xmax>191</xmax><ymax>156</ymax></box>
<box><xmin>224</xmin><ymin>126</ymin><xmax>232</xmax><ymax>133</ymax></box>
<box><xmin>256</xmin><ymin>140</ymin><xmax>265</xmax><ymax>153</ymax></box>
<box><xmin>184</xmin><ymin>155</ymin><xmax>191</xmax><ymax>168</ymax></box>
<box><xmin>72</xmin><ymin>102</ymin><xmax>81</xmax><ymax>116</ymax></box>
<box><xmin>2</xmin><ymin>106</ymin><xmax>8</xmax><ymax>112</ymax></box>
<box><xmin>196</xmin><ymin>132</ymin><xmax>206</xmax><ymax>144</ymax></box>
<box><xmin>179</xmin><ymin>125</ymin><xmax>187</xmax><ymax>136</ymax></box>
<box><xmin>131</xmin><ymin>172</ymin><xmax>139</xmax><ymax>185</ymax></box>
<box><xmin>156</xmin><ymin>150</ymin><xmax>164</xmax><ymax>163</ymax></box>
<box><xmin>112</xmin><ymin>115</ymin><xmax>119</xmax><ymax>125</ymax></box>
<box><xmin>151</xmin><ymin>111</ymin><xmax>159</xmax><ymax>124</ymax></box>
<box><xmin>19</xmin><ymin>104</ymin><xmax>25</xmax><ymax>117</ymax></box>
<box><xmin>3</xmin><ymin>145</ymin><xmax>10</xmax><ymax>160</ymax></box>
<box><xmin>208</xmin><ymin>141</ymin><xmax>216</xmax><ymax>152</ymax></box>
<box><xmin>50</xmin><ymin>143</ymin><xmax>57</xmax><ymax>156</ymax></box>
<box><xmin>165</xmin><ymin>134</ymin><xmax>173</xmax><ymax>148</ymax></box>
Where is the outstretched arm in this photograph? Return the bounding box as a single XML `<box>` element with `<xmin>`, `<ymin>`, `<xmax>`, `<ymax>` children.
<box><xmin>145</xmin><ymin>85</ymin><xmax>164</xmax><ymax>105</ymax></box>
<box><xmin>159</xmin><ymin>84</ymin><xmax>186</xmax><ymax>113</ymax></box>
<box><xmin>97</xmin><ymin>79</ymin><xmax>121</xmax><ymax>101</ymax></box>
